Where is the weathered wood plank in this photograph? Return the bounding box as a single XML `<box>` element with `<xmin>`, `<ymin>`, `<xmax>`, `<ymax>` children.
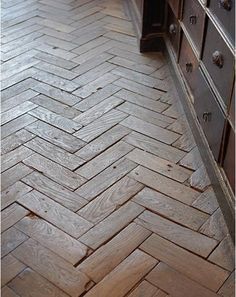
<box><xmin>74</xmin><ymin>109</ymin><xmax>127</xmax><ymax>142</ymax></box>
<box><xmin>1</xmin><ymin>181</ymin><xmax>32</xmax><ymax>210</ymax></box>
<box><xmin>78</xmin><ymin>176</ymin><xmax>143</xmax><ymax>223</ymax></box>
<box><xmin>76</xmin><ymin>158</ymin><xmax>137</xmax><ymax>200</ymax></box>
<box><xmin>1</xmin><ymin>227</ymin><xmax>28</xmax><ymax>258</ymax></box>
<box><xmin>1</xmin><ymin>146</ymin><xmax>34</xmax><ymax>173</ymax></box>
<box><xmin>77</xmin><ymin>223</ymin><xmax>151</xmax><ymax>282</ymax></box>
<box><xmin>129</xmin><ymin>166</ymin><xmax>200</xmax><ymax>205</ymax></box>
<box><xmin>121</xmin><ymin>116</ymin><xmax>180</xmax><ymax>145</ymax></box>
<box><xmin>79</xmin><ymin>201</ymin><xmax>144</xmax><ymax>249</ymax></box>
<box><xmin>25</xmin><ymin>137</ymin><xmax>85</xmax><ymax>170</ymax></box>
<box><xmin>124</xmin><ymin>131</ymin><xmax>185</xmax><ymax>163</ymax></box>
<box><xmin>1</xmin><ymin>254</ymin><xmax>26</xmax><ymax>286</ymax></box>
<box><xmin>83</xmin><ymin>249</ymin><xmax>157</xmax><ymax>297</ymax></box>
<box><xmin>135</xmin><ymin>210</ymin><xmax>217</xmax><ymax>257</ymax></box>
<box><xmin>77</xmin><ymin>141</ymin><xmax>133</xmax><ymax>179</ymax></box>
<box><xmin>8</xmin><ymin>268</ymin><xmax>69</xmax><ymax>297</ymax></box>
<box><xmin>22</xmin><ymin>171</ymin><xmax>87</xmax><ymax>211</ymax></box>
<box><xmin>25</xmin><ymin>120</ymin><xmax>85</xmax><ymax>153</ymax></box>
<box><xmin>132</xmin><ymin>187</ymin><xmax>209</xmax><ymax>230</ymax></box>
<box><xmin>126</xmin><ymin>148</ymin><xmax>192</xmax><ymax>183</ymax></box>
<box><xmin>140</xmin><ymin>234</ymin><xmax>229</xmax><ymax>291</ymax></box>
<box><xmin>146</xmin><ymin>262</ymin><xmax>219</xmax><ymax>297</ymax></box>
<box><xmin>17</xmin><ymin>190</ymin><xmax>93</xmax><ymax>238</ymax></box>
<box><xmin>15</xmin><ymin>215</ymin><xmax>89</xmax><ymax>265</ymax></box>
<box><xmin>23</xmin><ymin>153</ymin><xmax>86</xmax><ymax>190</ymax></box>
<box><xmin>12</xmin><ymin>239</ymin><xmax>92</xmax><ymax>297</ymax></box>
<box><xmin>76</xmin><ymin>125</ymin><xmax>130</xmax><ymax>161</ymax></box>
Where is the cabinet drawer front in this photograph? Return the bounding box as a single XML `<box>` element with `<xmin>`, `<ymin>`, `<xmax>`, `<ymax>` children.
<box><xmin>167</xmin><ymin>0</ymin><xmax>180</xmax><ymax>18</ymax></box>
<box><xmin>223</xmin><ymin>124</ymin><xmax>235</xmax><ymax>193</ymax></box>
<box><xmin>209</xmin><ymin>0</ymin><xmax>235</xmax><ymax>43</ymax></box>
<box><xmin>182</xmin><ymin>0</ymin><xmax>205</xmax><ymax>52</ymax></box>
<box><xmin>179</xmin><ymin>34</ymin><xmax>200</xmax><ymax>96</ymax></box>
<box><xmin>202</xmin><ymin>20</ymin><xmax>234</xmax><ymax>106</ymax></box>
<box><xmin>194</xmin><ymin>72</ymin><xmax>225</xmax><ymax>160</ymax></box>
<box><xmin>229</xmin><ymin>87</ymin><xmax>235</xmax><ymax>129</ymax></box>
<box><xmin>167</xmin><ymin>6</ymin><xmax>180</xmax><ymax>57</ymax></box>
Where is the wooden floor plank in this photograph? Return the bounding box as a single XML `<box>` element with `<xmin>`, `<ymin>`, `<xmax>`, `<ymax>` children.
<box><xmin>79</xmin><ymin>201</ymin><xmax>144</xmax><ymax>249</ymax></box>
<box><xmin>83</xmin><ymin>249</ymin><xmax>157</xmax><ymax>297</ymax></box>
<box><xmin>22</xmin><ymin>171</ymin><xmax>87</xmax><ymax>211</ymax></box>
<box><xmin>78</xmin><ymin>176</ymin><xmax>143</xmax><ymax>223</ymax></box>
<box><xmin>121</xmin><ymin>116</ymin><xmax>180</xmax><ymax>145</ymax></box>
<box><xmin>126</xmin><ymin>148</ymin><xmax>192</xmax><ymax>183</ymax></box>
<box><xmin>25</xmin><ymin>120</ymin><xmax>85</xmax><ymax>153</ymax></box>
<box><xmin>17</xmin><ymin>190</ymin><xmax>93</xmax><ymax>238</ymax></box>
<box><xmin>12</xmin><ymin>239</ymin><xmax>92</xmax><ymax>297</ymax></box>
<box><xmin>132</xmin><ymin>187</ymin><xmax>209</xmax><ymax>230</ymax></box>
<box><xmin>15</xmin><ymin>215</ymin><xmax>89</xmax><ymax>265</ymax></box>
<box><xmin>1</xmin><ymin>254</ymin><xmax>26</xmax><ymax>287</ymax></box>
<box><xmin>146</xmin><ymin>262</ymin><xmax>219</xmax><ymax>297</ymax></box>
<box><xmin>75</xmin><ymin>158</ymin><xmax>137</xmax><ymax>200</ymax></box>
<box><xmin>135</xmin><ymin>210</ymin><xmax>217</xmax><ymax>257</ymax></box>
<box><xmin>8</xmin><ymin>268</ymin><xmax>69</xmax><ymax>297</ymax></box>
<box><xmin>77</xmin><ymin>223</ymin><xmax>151</xmax><ymax>282</ymax></box>
<box><xmin>129</xmin><ymin>166</ymin><xmax>200</xmax><ymax>205</ymax></box>
<box><xmin>25</xmin><ymin>137</ymin><xmax>85</xmax><ymax>170</ymax></box>
<box><xmin>140</xmin><ymin>234</ymin><xmax>230</xmax><ymax>291</ymax></box>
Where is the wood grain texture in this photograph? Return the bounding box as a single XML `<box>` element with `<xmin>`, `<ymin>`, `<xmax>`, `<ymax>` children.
<box><xmin>146</xmin><ymin>262</ymin><xmax>219</xmax><ymax>297</ymax></box>
<box><xmin>8</xmin><ymin>268</ymin><xmax>69</xmax><ymax>297</ymax></box>
<box><xmin>25</xmin><ymin>120</ymin><xmax>85</xmax><ymax>153</ymax></box>
<box><xmin>1</xmin><ymin>254</ymin><xmax>26</xmax><ymax>286</ymax></box>
<box><xmin>78</xmin><ymin>176</ymin><xmax>143</xmax><ymax>223</ymax></box>
<box><xmin>23</xmin><ymin>153</ymin><xmax>86</xmax><ymax>190</ymax></box>
<box><xmin>129</xmin><ymin>166</ymin><xmax>200</xmax><ymax>205</ymax></box>
<box><xmin>121</xmin><ymin>116</ymin><xmax>180</xmax><ymax>145</ymax></box>
<box><xmin>77</xmin><ymin>223</ymin><xmax>151</xmax><ymax>282</ymax></box>
<box><xmin>79</xmin><ymin>201</ymin><xmax>144</xmax><ymax>249</ymax></box>
<box><xmin>133</xmin><ymin>187</ymin><xmax>209</xmax><ymax>230</ymax></box>
<box><xmin>15</xmin><ymin>215</ymin><xmax>89</xmax><ymax>265</ymax></box>
<box><xmin>83</xmin><ymin>249</ymin><xmax>157</xmax><ymax>297</ymax></box>
<box><xmin>17</xmin><ymin>190</ymin><xmax>93</xmax><ymax>238</ymax></box>
<box><xmin>12</xmin><ymin>239</ymin><xmax>92</xmax><ymax>297</ymax></box>
<box><xmin>135</xmin><ymin>210</ymin><xmax>217</xmax><ymax>257</ymax></box>
<box><xmin>126</xmin><ymin>148</ymin><xmax>192</xmax><ymax>183</ymax></box>
<box><xmin>140</xmin><ymin>234</ymin><xmax>229</xmax><ymax>291</ymax></box>
<box><xmin>22</xmin><ymin>171</ymin><xmax>87</xmax><ymax>211</ymax></box>
<box><xmin>76</xmin><ymin>158</ymin><xmax>137</xmax><ymax>200</ymax></box>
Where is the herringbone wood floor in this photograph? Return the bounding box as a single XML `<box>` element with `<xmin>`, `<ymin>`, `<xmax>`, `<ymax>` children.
<box><xmin>1</xmin><ymin>0</ymin><xmax>235</xmax><ymax>296</ymax></box>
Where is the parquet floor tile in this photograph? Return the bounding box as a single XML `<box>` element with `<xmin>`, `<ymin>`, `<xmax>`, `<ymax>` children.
<box><xmin>1</xmin><ymin>0</ymin><xmax>234</xmax><ymax>296</ymax></box>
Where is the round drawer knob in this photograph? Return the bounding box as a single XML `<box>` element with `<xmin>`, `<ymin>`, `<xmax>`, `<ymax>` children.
<box><xmin>219</xmin><ymin>0</ymin><xmax>232</xmax><ymax>11</ymax></box>
<box><xmin>203</xmin><ymin>112</ymin><xmax>212</xmax><ymax>122</ymax></box>
<box><xmin>169</xmin><ymin>24</ymin><xmax>177</xmax><ymax>35</ymax></box>
<box><xmin>212</xmin><ymin>51</ymin><xmax>224</xmax><ymax>68</ymax></box>
<box><xmin>185</xmin><ymin>63</ymin><xmax>193</xmax><ymax>73</ymax></box>
<box><xmin>189</xmin><ymin>15</ymin><xmax>197</xmax><ymax>25</ymax></box>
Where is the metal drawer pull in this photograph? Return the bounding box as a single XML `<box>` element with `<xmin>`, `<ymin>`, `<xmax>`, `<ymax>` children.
<box><xmin>185</xmin><ymin>63</ymin><xmax>193</xmax><ymax>73</ymax></box>
<box><xmin>203</xmin><ymin>112</ymin><xmax>212</xmax><ymax>122</ymax></box>
<box><xmin>169</xmin><ymin>24</ymin><xmax>177</xmax><ymax>35</ymax></box>
<box><xmin>189</xmin><ymin>15</ymin><xmax>197</xmax><ymax>24</ymax></box>
<box><xmin>212</xmin><ymin>51</ymin><xmax>224</xmax><ymax>68</ymax></box>
<box><xmin>219</xmin><ymin>0</ymin><xmax>232</xmax><ymax>11</ymax></box>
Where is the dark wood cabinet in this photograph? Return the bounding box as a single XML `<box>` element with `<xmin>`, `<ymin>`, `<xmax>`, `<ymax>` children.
<box><xmin>126</xmin><ymin>0</ymin><xmax>166</xmax><ymax>52</ymax></box>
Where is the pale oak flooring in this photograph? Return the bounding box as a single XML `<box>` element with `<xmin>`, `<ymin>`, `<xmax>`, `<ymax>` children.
<box><xmin>1</xmin><ymin>0</ymin><xmax>235</xmax><ymax>296</ymax></box>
